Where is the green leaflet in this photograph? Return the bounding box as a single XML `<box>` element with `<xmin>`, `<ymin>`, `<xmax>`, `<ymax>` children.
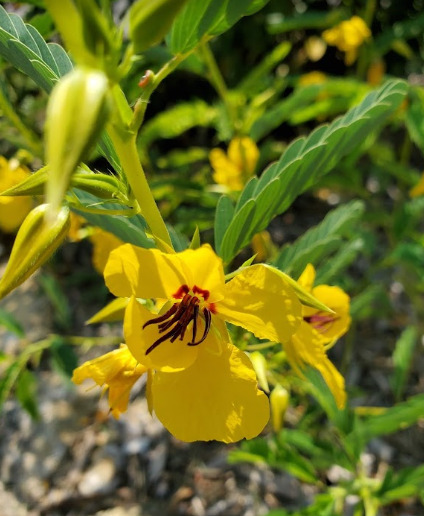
<box><xmin>168</xmin><ymin>0</ymin><xmax>269</xmax><ymax>54</ymax></box>
<box><xmin>215</xmin><ymin>79</ymin><xmax>408</xmax><ymax>263</ymax></box>
<box><xmin>72</xmin><ymin>190</ymin><xmax>155</xmax><ymax>249</ymax></box>
<box><xmin>274</xmin><ymin>200</ymin><xmax>364</xmax><ymax>278</ymax></box>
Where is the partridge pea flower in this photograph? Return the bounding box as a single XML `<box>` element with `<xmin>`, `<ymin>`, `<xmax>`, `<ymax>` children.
<box><xmin>209</xmin><ymin>137</ymin><xmax>259</xmax><ymax>191</ymax></box>
<box><xmin>284</xmin><ymin>264</ymin><xmax>350</xmax><ymax>409</ymax></box>
<box><xmin>73</xmin><ymin>345</ymin><xmax>147</xmax><ymax>418</ymax></box>
<box><xmin>323</xmin><ymin>16</ymin><xmax>371</xmax><ymax>65</ymax></box>
<box><xmin>93</xmin><ymin>243</ymin><xmax>302</xmax><ymax>442</ymax></box>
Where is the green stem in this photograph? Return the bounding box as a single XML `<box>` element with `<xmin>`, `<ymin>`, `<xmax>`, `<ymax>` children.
<box><xmin>108</xmin><ymin>125</ymin><xmax>173</xmax><ymax>251</ymax></box>
<box><xmin>130</xmin><ymin>53</ymin><xmax>187</xmax><ymax>133</ymax></box>
<box><xmin>198</xmin><ymin>40</ymin><xmax>238</xmax><ymax>130</ymax></box>
<box><xmin>246</xmin><ymin>341</ymin><xmax>276</xmax><ymax>351</ymax></box>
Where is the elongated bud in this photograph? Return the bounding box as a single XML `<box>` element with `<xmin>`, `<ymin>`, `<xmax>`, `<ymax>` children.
<box><xmin>129</xmin><ymin>0</ymin><xmax>188</xmax><ymax>53</ymax></box>
<box><xmin>249</xmin><ymin>351</ymin><xmax>269</xmax><ymax>393</ymax></box>
<box><xmin>45</xmin><ymin>68</ymin><xmax>110</xmax><ymax>219</ymax></box>
<box><xmin>0</xmin><ymin>204</ymin><xmax>70</xmax><ymax>299</ymax></box>
<box><xmin>270</xmin><ymin>385</ymin><xmax>290</xmax><ymax>433</ymax></box>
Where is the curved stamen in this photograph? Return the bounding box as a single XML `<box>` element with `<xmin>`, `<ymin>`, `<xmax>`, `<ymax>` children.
<box><xmin>188</xmin><ymin>308</ymin><xmax>211</xmax><ymax>346</ymax></box>
<box><xmin>142</xmin><ymin>303</ymin><xmax>178</xmax><ymax>329</ymax></box>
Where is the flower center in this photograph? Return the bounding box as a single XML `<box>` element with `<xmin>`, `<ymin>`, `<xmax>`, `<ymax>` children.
<box><xmin>142</xmin><ymin>285</ymin><xmax>212</xmax><ymax>355</ymax></box>
<box><xmin>304</xmin><ymin>312</ymin><xmax>339</xmax><ymax>334</ymax></box>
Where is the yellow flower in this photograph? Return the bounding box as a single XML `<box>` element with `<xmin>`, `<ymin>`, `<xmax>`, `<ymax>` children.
<box><xmin>298</xmin><ymin>71</ymin><xmax>327</xmax><ymax>87</ymax></box>
<box><xmin>410</xmin><ymin>173</ymin><xmax>424</xmax><ymax>198</ymax></box>
<box><xmin>72</xmin><ymin>345</ymin><xmax>148</xmax><ymax>418</ymax></box>
<box><xmin>0</xmin><ymin>157</ymin><xmax>32</xmax><ymax>233</ymax></box>
<box><xmin>80</xmin><ymin>244</ymin><xmax>303</xmax><ymax>442</ymax></box>
<box><xmin>284</xmin><ymin>264</ymin><xmax>350</xmax><ymax>409</ymax></box>
<box><xmin>89</xmin><ymin>228</ymin><xmax>123</xmax><ymax>274</ymax></box>
<box><xmin>209</xmin><ymin>137</ymin><xmax>259</xmax><ymax>191</ymax></box>
<box><xmin>323</xmin><ymin>16</ymin><xmax>371</xmax><ymax>65</ymax></box>
<box><xmin>68</xmin><ymin>213</ymin><xmax>85</xmax><ymax>242</ymax></box>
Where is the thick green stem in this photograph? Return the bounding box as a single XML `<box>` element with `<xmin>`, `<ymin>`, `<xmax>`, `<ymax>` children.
<box><xmin>108</xmin><ymin>126</ymin><xmax>172</xmax><ymax>251</ymax></box>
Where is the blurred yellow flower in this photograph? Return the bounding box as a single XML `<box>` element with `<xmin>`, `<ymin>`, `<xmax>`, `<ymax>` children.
<box><xmin>68</xmin><ymin>213</ymin><xmax>85</xmax><ymax>242</ymax></box>
<box><xmin>209</xmin><ymin>137</ymin><xmax>259</xmax><ymax>191</ymax></box>
<box><xmin>251</xmin><ymin>230</ymin><xmax>276</xmax><ymax>262</ymax></box>
<box><xmin>323</xmin><ymin>16</ymin><xmax>371</xmax><ymax>65</ymax></box>
<box><xmin>367</xmin><ymin>59</ymin><xmax>385</xmax><ymax>86</ymax></box>
<box><xmin>75</xmin><ymin>244</ymin><xmax>304</xmax><ymax>442</ymax></box>
<box><xmin>298</xmin><ymin>71</ymin><xmax>327</xmax><ymax>87</ymax></box>
<box><xmin>0</xmin><ymin>157</ymin><xmax>32</xmax><ymax>233</ymax></box>
<box><xmin>410</xmin><ymin>173</ymin><xmax>424</xmax><ymax>198</ymax></box>
<box><xmin>72</xmin><ymin>344</ymin><xmax>148</xmax><ymax>418</ymax></box>
<box><xmin>284</xmin><ymin>263</ymin><xmax>350</xmax><ymax>409</ymax></box>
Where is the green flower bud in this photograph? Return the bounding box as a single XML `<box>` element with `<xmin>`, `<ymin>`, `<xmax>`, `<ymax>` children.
<box><xmin>129</xmin><ymin>0</ymin><xmax>188</xmax><ymax>53</ymax></box>
<box><xmin>270</xmin><ymin>385</ymin><xmax>290</xmax><ymax>433</ymax></box>
<box><xmin>45</xmin><ymin>68</ymin><xmax>110</xmax><ymax>219</ymax></box>
<box><xmin>0</xmin><ymin>204</ymin><xmax>70</xmax><ymax>299</ymax></box>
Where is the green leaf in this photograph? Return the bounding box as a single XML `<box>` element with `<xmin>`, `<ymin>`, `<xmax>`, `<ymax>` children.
<box><xmin>16</xmin><ymin>369</ymin><xmax>40</xmax><ymax>420</ymax></box>
<box><xmin>214</xmin><ymin>195</ymin><xmax>234</xmax><ymax>255</ymax></box>
<box><xmin>217</xmin><ymin>80</ymin><xmax>408</xmax><ymax>262</ymax></box>
<box><xmin>139</xmin><ymin>100</ymin><xmax>217</xmax><ymax>148</ymax></box>
<box><xmin>274</xmin><ymin>200</ymin><xmax>364</xmax><ymax>277</ymax></box>
<box><xmin>0</xmin><ymin>6</ymin><xmax>119</xmax><ymax>171</ymax></box>
<box><xmin>352</xmin><ymin>393</ymin><xmax>424</xmax><ymax>444</ymax></box>
<box><xmin>379</xmin><ymin>465</ymin><xmax>424</xmax><ymax>505</ymax></box>
<box><xmin>0</xmin><ymin>308</ymin><xmax>25</xmax><ymax>337</ymax></box>
<box><xmin>169</xmin><ymin>0</ymin><xmax>269</xmax><ymax>54</ymax></box>
<box><xmin>72</xmin><ymin>190</ymin><xmax>155</xmax><ymax>249</ymax></box>
<box><xmin>391</xmin><ymin>326</ymin><xmax>418</xmax><ymax>402</ymax></box>
<box><xmin>405</xmin><ymin>87</ymin><xmax>424</xmax><ymax>155</ymax></box>
<box><xmin>0</xmin><ymin>5</ymin><xmax>72</xmax><ymax>91</ymax></box>
<box><xmin>266</xmin><ymin>8</ymin><xmax>347</xmax><ymax>34</ymax></box>
<box><xmin>315</xmin><ymin>238</ymin><xmax>364</xmax><ymax>284</ymax></box>
<box><xmin>0</xmin><ymin>361</ymin><xmax>21</xmax><ymax>409</ymax></box>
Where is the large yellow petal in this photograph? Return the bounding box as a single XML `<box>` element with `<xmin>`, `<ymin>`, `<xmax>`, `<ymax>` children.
<box><xmin>72</xmin><ymin>345</ymin><xmax>147</xmax><ymax>418</ymax></box>
<box><xmin>217</xmin><ymin>264</ymin><xmax>302</xmax><ymax>342</ymax></box>
<box><xmin>104</xmin><ymin>243</ymin><xmax>188</xmax><ymax>298</ymax></box>
<box><xmin>286</xmin><ymin>321</ymin><xmax>346</xmax><ymax>408</ymax></box>
<box><xmin>124</xmin><ymin>296</ymin><xmax>200</xmax><ymax>372</ymax></box>
<box><xmin>151</xmin><ymin>339</ymin><xmax>269</xmax><ymax>442</ymax></box>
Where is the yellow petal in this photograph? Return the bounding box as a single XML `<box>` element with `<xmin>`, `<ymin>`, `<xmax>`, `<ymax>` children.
<box><xmin>90</xmin><ymin>229</ymin><xmax>123</xmax><ymax>274</ymax></box>
<box><xmin>286</xmin><ymin>321</ymin><xmax>346</xmax><ymax>408</ymax></box>
<box><xmin>210</xmin><ymin>148</ymin><xmax>243</xmax><ymax>190</ymax></box>
<box><xmin>297</xmin><ymin>263</ymin><xmax>316</xmax><ymax>292</ymax></box>
<box><xmin>217</xmin><ymin>264</ymin><xmax>302</xmax><ymax>342</ymax></box>
<box><xmin>0</xmin><ymin>158</ymin><xmax>32</xmax><ymax>233</ymax></box>
<box><xmin>152</xmin><ymin>339</ymin><xmax>269</xmax><ymax>442</ymax></box>
<box><xmin>72</xmin><ymin>345</ymin><xmax>147</xmax><ymax>418</ymax></box>
<box><xmin>228</xmin><ymin>137</ymin><xmax>259</xmax><ymax>175</ymax></box>
<box><xmin>124</xmin><ymin>296</ymin><xmax>200</xmax><ymax>372</ymax></box>
<box><xmin>104</xmin><ymin>244</ymin><xmax>224</xmax><ymax>301</ymax></box>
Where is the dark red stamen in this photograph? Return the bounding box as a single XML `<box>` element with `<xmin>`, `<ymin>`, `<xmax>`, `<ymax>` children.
<box><xmin>304</xmin><ymin>312</ymin><xmax>339</xmax><ymax>334</ymax></box>
<box><xmin>143</xmin><ymin>290</ymin><xmax>212</xmax><ymax>355</ymax></box>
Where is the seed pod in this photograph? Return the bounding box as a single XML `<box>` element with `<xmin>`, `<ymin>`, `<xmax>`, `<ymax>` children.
<box><xmin>270</xmin><ymin>385</ymin><xmax>290</xmax><ymax>433</ymax></box>
<box><xmin>129</xmin><ymin>0</ymin><xmax>188</xmax><ymax>53</ymax></box>
<box><xmin>45</xmin><ymin>68</ymin><xmax>110</xmax><ymax>219</ymax></box>
<box><xmin>0</xmin><ymin>204</ymin><xmax>70</xmax><ymax>299</ymax></box>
